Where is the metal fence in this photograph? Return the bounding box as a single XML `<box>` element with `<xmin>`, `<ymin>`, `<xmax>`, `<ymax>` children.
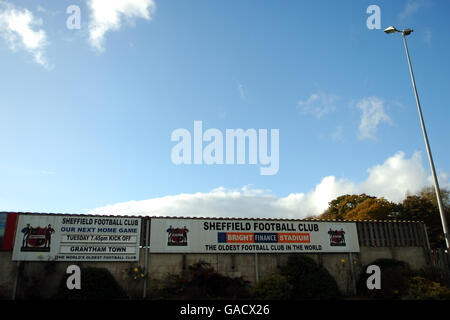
<box><xmin>355</xmin><ymin>221</ymin><xmax>429</xmax><ymax>248</ymax></box>
<box><xmin>355</xmin><ymin>220</ymin><xmax>450</xmax><ymax>282</ymax></box>
<box><xmin>429</xmin><ymin>248</ymin><xmax>450</xmax><ymax>283</ymax></box>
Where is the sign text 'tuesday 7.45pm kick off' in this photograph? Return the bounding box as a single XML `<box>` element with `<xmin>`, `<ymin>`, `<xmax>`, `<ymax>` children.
<box><xmin>12</xmin><ymin>215</ymin><xmax>141</xmax><ymax>261</ymax></box>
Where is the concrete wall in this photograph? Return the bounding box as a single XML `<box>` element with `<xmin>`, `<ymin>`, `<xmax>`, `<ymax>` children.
<box><xmin>0</xmin><ymin>252</ymin><xmax>15</xmax><ymax>299</ymax></box>
<box><xmin>0</xmin><ymin>245</ymin><xmax>430</xmax><ymax>299</ymax></box>
<box><xmin>0</xmin><ymin>249</ymin><xmax>148</xmax><ymax>300</ymax></box>
<box><xmin>146</xmin><ymin>246</ymin><xmax>428</xmax><ymax>295</ymax></box>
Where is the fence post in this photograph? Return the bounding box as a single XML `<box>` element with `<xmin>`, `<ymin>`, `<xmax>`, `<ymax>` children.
<box><xmin>12</xmin><ymin>261</ymin><xmax>22</xmax><ymax>300</ymax></box>
<box><xmin>441</xmin><ymin>249</ymin><xmax>450</xmax><ymax>285</ymax></box>
<box><xmin>348</xmin><ymin>252</ymin><xmax>357</xmax><ymax>296</ymax></box>
<box><xmin>143</xmin><ymin>219</ymin><xmax>150</xmax><ymax>299</ymax></box>
<box><xmin>446</xmin><ymin>250</ymin><xmax>450</xmax><ymax>285</ymax></box>
<box><xmin>254</xmin><ymin>253</ymin><xmax>259</xmax><ymax>283</ymax></box>
<box><xmin>422</xmin><ymin>224</ymin><xmax>432</xmax><ymax>265</ymax></box>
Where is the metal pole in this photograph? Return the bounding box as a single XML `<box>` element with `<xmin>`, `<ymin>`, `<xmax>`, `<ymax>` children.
<box><xmin>348</xmin><ymin>252</ymin><xmax>357</xmax><ymax>296</ymax></box>
<box><xmin>143</xmin><ymin>219</ymin><xmax>150</xmax><ymax>299</ymax></box>
<box><xmin>254</xmin><ymin>253</ymin><xmax>259</xmax><ymax>282</ymax></box>
<box><xmin>402</xmin><ymin>34</ymin><xmax>449</xmax><ymax>249</ymax></box>
<box><xmin>12</xmin><ymin>261</ymin><xmax>21</xmax><ymax>300</ymax></box>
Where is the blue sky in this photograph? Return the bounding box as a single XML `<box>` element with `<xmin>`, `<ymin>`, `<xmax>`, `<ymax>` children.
<box><xmin>0</xmin><ymin>0</ymin><xmax>449</xmax><ymax>218</ymax></box>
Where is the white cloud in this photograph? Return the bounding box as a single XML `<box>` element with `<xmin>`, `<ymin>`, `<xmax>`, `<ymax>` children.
<box><xmin>88</xmin><ymin>186</ymin><xmax>288</xmax><ymax>219</ymax></box>
<box><xmin>398</xmin><ymin>0</ymin><xmax>424</xmax><ymax>21</ymax></box>
<box><xmin>356</xmin><ymin>96</ymin><xmax>392</xmax><ymax>140</ymax></box>
<box><xmin>360</xmin><ymin>151</ymin><xmax>429</xmax><ymax>202</ymax></box>
<box><xmin>0</xmin><ymin>1</ymin><xmax>49</xmax><ymax>67</ymax></box>
<box><xmin>40</xmin><ymin>170</ymin><xmax>55</xmax><ymax>175</ymax></box>
<box><xmin>87</xmin><ymin>0</ymin><xmax>156</xmax><ymax>51</ymax></box>
<box><xmin>237</xmin><ymin>82</ymin><xmax>245</xmax><ymax>100</ymax></box>
<box><xmin>297</xmin><ymin>92</ymin><xmax>338</xmax><ymax>118</ymax></box>
<box><xmin>424</xmin><ymin>28</ymin><xmax>432</xmax><ymax>45</ymax></box>
<box><xmin>87</xmin><ymin>151</ymin><xmax>447</xmax><ymax>219</ymax></box>
<box><xmin>331</xmin><ymin>125</ymin><xmax>344</xmax><ymax>142</ymax></box>
<box><xmin>36</xmin><ymin>5</ymin><xmax>57</xmax><ymax>16</ymax></box>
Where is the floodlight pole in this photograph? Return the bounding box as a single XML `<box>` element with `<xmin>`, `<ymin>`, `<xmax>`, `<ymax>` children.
<box><xmin>400</xmin><ymin>31</ymin><xmax>449</xmax><ymax>249</ymax></box>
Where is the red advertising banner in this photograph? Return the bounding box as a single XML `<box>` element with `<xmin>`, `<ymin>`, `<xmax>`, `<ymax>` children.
<box><xmin>0</xmin><ymin>213</ymin><xmax>18</xmax><ymax>251</ymax></box>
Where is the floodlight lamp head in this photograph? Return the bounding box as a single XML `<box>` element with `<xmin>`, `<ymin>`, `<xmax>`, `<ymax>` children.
<box><xmin>384</xmin><ymin>26</ymin><xmax>399</xmax><ymax>34</ymax></box>
<box><xmin>402</xmin><ymin>28</ymin><xmax>414</xmax><ymax>36</ymax></box>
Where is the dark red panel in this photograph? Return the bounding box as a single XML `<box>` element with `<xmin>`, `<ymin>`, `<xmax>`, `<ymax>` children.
<box><xmin>1</xmin><ymin>213</ymin><xmax>18</xmax><ymax>251</ymax></box>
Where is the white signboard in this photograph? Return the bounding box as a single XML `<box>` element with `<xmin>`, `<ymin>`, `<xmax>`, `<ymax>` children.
<box><xmin>12</xmin><ymin>214</ymin><xmax>141</xmax><ymax>261</ymax></box>
<box><xmin>150</xmin><ymin>218</ymin><xmax>360</xmax><ymax>253</ymax></box>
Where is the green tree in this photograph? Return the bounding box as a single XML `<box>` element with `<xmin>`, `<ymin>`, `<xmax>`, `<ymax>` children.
<box><xmin>53</xmin><ymin>267</ymin><xmax>127</xmax><ymax>300</ymax></box>
<box><xmin>317</xmin><ymin>187</ymin><xmax>449</xmax><ymax>248</ymax></box>
<box><xmin>345</xmin><ymin>197</ymin><xmax>401</xmax><ymax>221</ymax></box>
<box><xmin>396</xmin><ymin>188</ymin><xmax>449</xmax><ymax>248</ymax></box>
<box><xmin>319</xmin><ymin>194</ymin><xmax>376</xmax><ymax>220</ymax></box>
<box><xmin>280</xmin><ymin>255</ymin><xmax>340</xmax><ymax>299</ymax></box>
<box><xmin>251</xmin><ymin>274</ymin><xmax>293</xmax><ymax>300</ymax></box>
<box><xmin>419</xmin><ymin>187</ymin><xmax>450</xmax><ymax>208</ymax></box>
<box><xmin>318</xmin><ymin>194</ymin><xmax>399</xmax><ymax>221</ymax></box>
<box><xmin>357</xmin><ymin>259</ymin><xmax>413</xmax><ymax>299</ymax></box>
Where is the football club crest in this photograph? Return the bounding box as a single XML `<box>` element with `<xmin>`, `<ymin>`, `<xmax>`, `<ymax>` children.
<box><xmin>328</xmin><ymin>228</ymin><xmax>346</xmax><ymax>247</ymax></box>
<box><xmin>166</xmin><ymin>226</ymin><xmax>189</xmax><ymax>246</ymax></box>
<box><xmin>20</xmin><ymin>224</ymin><xmax>55</xmax><ymax>252</ymax></box>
